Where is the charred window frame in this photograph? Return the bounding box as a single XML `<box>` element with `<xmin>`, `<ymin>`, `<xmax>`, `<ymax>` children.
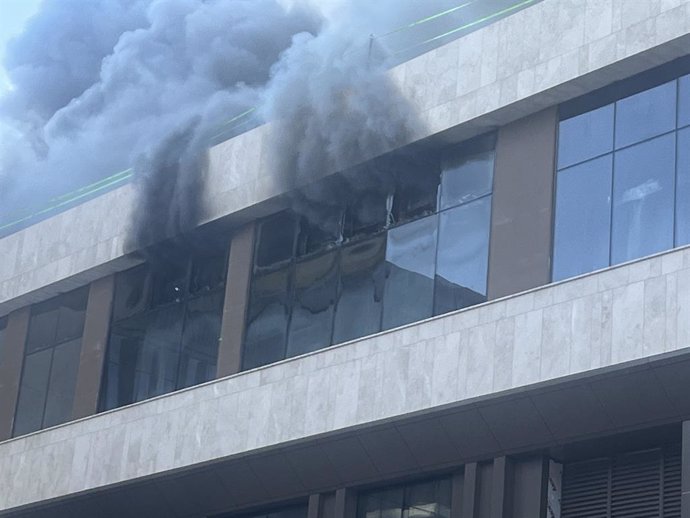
<box><xmin>100</xmin><ymin>241</ymin><xmax>229</xmax><ymax>411</ymax></box>
<box><xmin>243</xmin><ymin>134</ymin><xmax>495</xmax><ymax>370</ymax></box>
<box><xmin>13</xmin><ymin>287</ymin><xmax>89</xmax><ymax>437</ymax></box>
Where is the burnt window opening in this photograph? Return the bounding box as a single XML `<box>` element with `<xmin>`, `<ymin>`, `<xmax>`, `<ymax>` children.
<box><xmin>391</xmin><ymin>162</ymin><xmax>441</xmax><ymax>225</ymax></box>
<box><xmin>101</xmin><ymin>241</ymin><xmax>229</xmax><ymax>411</ymax></box>
<box><xmin>296</xmin><ymin>211</ymin><xmax>343</xmax><ymax>257</ymax></box>
<box><xmin>255</xmin><ymin>212</ymin><xmax>299</xmax><ymax>269</ymax></box>
<box><xmin>343</xmin><ymin>190</ymin><xmax>390</xmax><ymax>240</ymax></box>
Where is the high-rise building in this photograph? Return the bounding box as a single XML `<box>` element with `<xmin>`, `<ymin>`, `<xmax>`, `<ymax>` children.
<box><xmin>2</xmin><ymin>1</ymin><xmax>690</xmax><ymax>517</ymax></box>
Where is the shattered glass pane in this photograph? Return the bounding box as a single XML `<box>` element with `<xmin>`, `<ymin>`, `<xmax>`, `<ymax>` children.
<box><xmin>150</xmin><ymin>256</ymin><xmax>189</xmax><ymax>306</ymax></box>
<box><xmin>243</xmin><ymin>267</ymin><xmax>291</xmax><ymax>369</ymax></box>
<box><xmin>189</xmin><ymin>251</ymin><xmax>227</xmax><ymax>294</ymax></box>
<box><xmin>287</xmin><ymin>250</ymin><xmax>339</xmax><ymax>357</ymax></box>
<box><xmin>333</xmin><ymin>235</ymin><xmax>386</xmax><ymax>344</ymax></box>
<box><xmin>296</xmin><ymin>211</ymin><xmax>343</xmax><ymax>257</ymax></box>
<box><xmin>112</xmin><ymin>265</ymin><xmax>151</xmax><ymax>321</ymax></box>
<box><xmin>392</xmin><ymin>162</ymin><xmax>440</xmax><ymax>224</ymax></box>
<box><xmin>343</xmin><ymin>190</ymin><xmax>389</xmax><ymax>239</ymax></box>
<box><xmin>440</xmin><ymin>149</ymin><xmax>494</xmax><ymax>210</ymax></box>
<box><xmin>255</xmin><ymin>212</ymin><xmax>298</xmax><ymax>268</ymax></box>
<box><xmin>382</xmin><ymin>215</ymin><xmax>438</xmax><ymax>330</ymax></box>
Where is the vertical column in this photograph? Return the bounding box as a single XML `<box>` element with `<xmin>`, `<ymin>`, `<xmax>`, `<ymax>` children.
<box><xmin>334</xmin><ymin>488</ymin><xmax>357</xmax><ymax>518</ymax></box>
<box><xmin>682</xmin><ymin>421</ymin><xmax>690</xmax><ymax>518</ymax></box>
<box><xmin>308</xmin><ymin>494</ymin><xmax>322</xmax><ymax>518</ymax></box>
<box><xmin>490</xmin><ymin>457</ymin><xmax>512</xmax><ymax>518</ymax></box>
<box><xmin>450</xmin><ymin>470</ymin><xmax>465</xmax><ymax>518</ymax></box>
<box><xmin>462</xmin><ymin>462</ymin><xmax>479</xmax><ymax>518</ymax></box>
<box><xmin>0</xmin><ymin>307</ymin><xmax>30</xmax><ymax>440</ymax></box>
<box><xmin>72</xmin><ymin>275</ymin><xmax>115</xmax><ymax>420</ymax></box>
<box><xmin>217</xmin><ymin>222</ymin><xmax>256</xmax><ymax>377</ymax></box>
<box><xmin>487</xmin><ymin>107</ymin><xmax>558</xmax><ymax>299</ymax></box>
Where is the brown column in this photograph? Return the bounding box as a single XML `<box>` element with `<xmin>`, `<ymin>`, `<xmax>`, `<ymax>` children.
<box><xmin>0</xmin><ymin>307</ymin><xmax>30</xmax><ymax>440</ymax></box>
<box><xmin>487</xmin><ymin>107</ymin><xmax>558</xmax><ymax>299</ymax></box>
<box><xmin>72</xmin><ymin>275</ymin><xmax>115</xmax><ymax>419</ymax></box>
<box><xmin>217</xmin><ymin>222</ymin><xmax>256</xmax><ymax>377</ymax></box>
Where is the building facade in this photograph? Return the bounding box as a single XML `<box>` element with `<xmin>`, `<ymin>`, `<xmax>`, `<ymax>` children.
<box><xmin>2</xmin><ymin>0</ymin><xmax>690</xmax><ymax>516</ymax></box>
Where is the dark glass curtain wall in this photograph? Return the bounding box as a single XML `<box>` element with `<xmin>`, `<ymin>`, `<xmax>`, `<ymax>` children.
<box><xmin>358</xmin><ymin>477</ymin><xmax>452</xmax><ymax>518</ymax></box>
<box><xmin>244</xmin><ymin>136</ymin><xmax>494</xmax><ymax>370</ymax></box>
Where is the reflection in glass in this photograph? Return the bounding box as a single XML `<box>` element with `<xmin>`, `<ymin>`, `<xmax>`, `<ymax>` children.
<box><xmin>680</xmin><ymin>75</ymin><xmax>690</xmax><ymax>128</ymax></box>
<box><xmin>358</xmin><ymin>479</ymin><xmax>451</xmax><ymax>518</ymax></box>
<box><xmin>612</xmin><ymin>134</ymin><xmax>675</xmax><ymax>264</ymax></box>
<box><xmin>333</xmin><ymin>236</ymin><xmax>386</xmax><ymax>343</ymax></box>
<box><xmin>287</xmin><ymin>251</ymin><xmax>338</xmax><ymax>357</ymax></box>
<box><xmin>615</xmin><ymin>81</ymin><xmax>676</xmax><ymax>149</ymax></box>
<box><xmin>55</xmin><ymin>287</ymin><xmax>88</xmax><ymax>344</ymax></box>
<box><xmin>558</xmin><ymin>104</ymin><xmax>614</xmax><ymax>168</ymax></box>
<box><xmin>676</xmin><ymin>128</ymin><xmax>690</xmax><ymax>245</ymax></box>
<box><xmin>434</xmin><ymin>198</ymin><xmax>491</xmax><ymax>315</ymax></box>
<box><xmin>13</xmin><ymin>349</ymin><xmax>52</xmax><ymax>436</ymax></box>
<box><xmin>243</xmin><ymin>267</ymin><xmax>291</xmax><ymax>369</ymax></box>
<box><xmin>440</xmin><ymin>150</ymin><xmax>494</xmax><ymax>210</ymax></box>
<box><xmin>382</xmin><ymin>215</ymin><xmax>438</xmax><ymax>330</ymax></box>
<box><xmin>25</xmin><ymin>298</ymin><xmax>60</xmax><ymax>353</ymax></box>
<box><xmin>177</xmin><ymin>292</ymin><xmax>223</xmax><ymax>389</ymax></box>
<box><xmin>553</xmin><ymin>155</ymin><xmax>613</xmax><ymax>281</ymax></box>
<box><xmin>112</xmin><ymin>265</ymin><xmax>150</xmax><ymax>321</ymax></box>
<box><xmin>43</xmin><ymin>339</ymin><xmax>82</xmax><ymax>428</ymax></box>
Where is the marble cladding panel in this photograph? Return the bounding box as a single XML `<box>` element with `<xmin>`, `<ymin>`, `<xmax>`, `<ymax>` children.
<box><xmin>2</xmin><ymin>0</ymin><xmax>690</xmax><ymax>309</ymax></box>
<box><xmin>2</xmin><ymin>247</ymin><xmax>690</xmax><ymax>511</ymax></box>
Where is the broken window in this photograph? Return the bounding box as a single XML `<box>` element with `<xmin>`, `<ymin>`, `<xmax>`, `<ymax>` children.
<box><xmin>255</xmin><ymin>212</ymin><xmax>298</xmax><ymax>268</ymax></box>
<box><xmin>440</xmin><ymin>135</ymin><xmax>495</xmax><ymax>210</ymax></box>
<box><xmin>287</xmin><ymin>250</ymin><xmax>339</xmax><ymax>357</ymax></box>
<box><xmin>296</xmin><ymin>212</ymin><xmax>343</xmax><ymax>257</ymax></box>
<box><xmin>102</xmin><ymin>243</ymin><xmax>228</xmax><ymax>411</ymax></box>
<box><xmin>14</xmin><ymin>286</ymin><xmax>88</xmax><ymax>436</ymax></box>
<box><xmin>391</xmin><ymin>157</ymin><xmax>440</xmax><ymax>224</ymax></box>
<box><xmin>343</xmin><ymin>190</ymin><xmax>390</xmax><ymax>240</ymax></box>
<box><xmin>332</xmin><ymin>235</ymin><xmax>386</xmax><ymax>344</ymax></box>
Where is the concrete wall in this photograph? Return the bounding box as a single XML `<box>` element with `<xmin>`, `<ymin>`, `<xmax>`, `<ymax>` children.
<box><xmin>2</xmin><ymin>0</ymin><xmax>690</xmax><ymax>314</ymax></box>
<box><xmin>2</xmin><ymin>245</ymin><xmax>690</xmax><ymax>513</ymax></box>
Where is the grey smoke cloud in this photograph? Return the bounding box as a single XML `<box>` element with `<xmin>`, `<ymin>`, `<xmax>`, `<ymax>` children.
<box><xmin>0</xmin><ymin>0</ymin><xmax>469</xmax><ymax>246</ymax></box>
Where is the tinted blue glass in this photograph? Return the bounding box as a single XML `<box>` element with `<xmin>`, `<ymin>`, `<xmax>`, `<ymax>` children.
<box><xmin>382</xmin><ymin>215</ymin><xmax>438</xmax><ymax>330</ymax></box>
<box><xmin>440</xmin><ymin>150</ymin><xmax>494</xmax><ymax>210</ymax></box>
<box><xmin>680</xmin><ymin>74</ymin><xmax>690</xmax><ymax>128</ymax></box>
<box><xmin>612</xmin><ymin>134</ymin><xmax>675</xmax><ymax>264</ymax></box>
<box><xmin>434</xmin><ymin>198</ymin><xmax>491</xmax><ymax>315</ymax></box>
<box><xmin>615</xmin><ymin>81</ymin><xmax>676</xmax><ymax>149</ymax></box>
<box><xmin>553</xmin><ymin>155</ymin><xmax>613</xmax><ymax>281</ymax></box>
<box><xmin>43</xmin><ymin>339</ymin><xmax>82</xmax><ymax>428</ymax></box>
<box><xmin>676</xmin><ymin>128</ymin><xmax>690</xmax><ymax>245</ymax></box>
<box><xmin>558</xmin><ymin>104</ymin><xmax>614</xmax><ymax>168</ymax></box>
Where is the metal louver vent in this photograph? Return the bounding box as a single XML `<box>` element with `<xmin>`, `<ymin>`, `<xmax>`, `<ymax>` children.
<box><xmin>561</xmin><ymin>445</ymin><xmax>681</xmax><ymax>518</ymax></box>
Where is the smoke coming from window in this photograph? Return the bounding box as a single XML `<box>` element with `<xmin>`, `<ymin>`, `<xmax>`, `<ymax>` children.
<box><xmin>0</xmin><ymin>0</ymin><xmax>471</xmax><ymax>248</ymax></box>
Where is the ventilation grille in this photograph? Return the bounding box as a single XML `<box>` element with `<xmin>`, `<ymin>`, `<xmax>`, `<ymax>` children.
<box><xmin>561</xmin><ymin>445</ymin><xmax>681</xmax><ymax>518</ymax></box>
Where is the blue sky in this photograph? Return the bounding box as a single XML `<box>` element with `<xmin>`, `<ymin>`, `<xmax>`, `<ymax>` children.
<box><xmin>0</xmin><ymin>0</ymin><xmax>43</xmax><ymax>92</ymax></box>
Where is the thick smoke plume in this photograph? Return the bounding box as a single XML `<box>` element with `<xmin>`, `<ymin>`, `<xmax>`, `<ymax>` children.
<box><xmin>0</xmin><ymin>0</ymin><xmax>466</xmax><ymax>249</ymax></box>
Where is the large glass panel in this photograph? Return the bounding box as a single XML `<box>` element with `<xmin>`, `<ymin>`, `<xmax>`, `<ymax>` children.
<box><xmin>43</xmin><ymin>339</ymin><xmax>82</xmax><ymax>428</ymax></box>
<box><xmin>287</xmin><ymin>251</ymin><xmax>338</xmax><ymax>357</ymax></box>
<box><xmin>434</xmin><ymin>197</ymin><xmax>491</xmax><ymax>315</ymax></box>
<box><xmin>360</xmin><ymin>487</ymin><xmax>405</xmax><ymax>518</ymax></box>
<box><xmin>382</xmin><ymin>215</ymin><xmax>438</xmax><ymax>330</ymax></box>
<box><xmin>243</xmin><ymin>267</ymin><xmax>291</xmax><ymax>369</ymax></box>
<box><xmin>404</xmin><ymin>479</ymin><xmax>452</xmax><ymax>518</ymax></box>
<box><xmin>112</xmin><ymin>265</ymin><xmax>150</xmax><ymax>321</ymax></box>
<box><xmin>55</xmin><ymin>287</ymin><xmax>88</xmax><ymax>344</ymax></box>
<box><xmin>679</xmin><ymin>74</ymin><xmax>690</xmax><ymax>128</ymax></box>
<box><xmin>255</xmin><ymin>212</ymin><xmax>297</xmax><ymax>268</ymax></box>
<box><xmin>25</xmin><ymin>298</ymin><xmax>59</xmax><ymax>353</ymax></box>
<box><xmin>13</xmin><ymin>349</ymin><xmax>52</xmax><ymax>436</ymax></box>
<box><xmin>0</xmin><ymin>317</ymin><xmax>6</xmax><ymax>366</ymax></box>
<box><xmin>615</xmin><ymin>81</ymin><xmax>676</xmax><ymax>149</ymax></box>
<box><xmin>553</xmin><ymin>155</ymin><xmax>613</xmax><ymax>281</ymax></box>
<box><xmin>676</xmin><ymin>128</ymin><xmax>690</xmax><ymax>245</ymax></box>
<box><xmin>612</xmin><ymin>133</ymin><xmax>675</xmax><ymax>264</ymax></box>
<box><xmin>177</xmin><ymin>292</ymin><xmax>223</xmax><ymax>389</ymax></box>
<box><xmin>333</xmin><ymin>236</ymin><xmax>386</xmax><ymax>344</ymax></box>
<box><xmin>440</xmin><ymin>150</ymin><xmax>494</xmax><ymax>210</ymax></box>
<box><xmin>558</xmin><ymin>104</ymin><xmax>614</xmax><ymax>168</ymax></box>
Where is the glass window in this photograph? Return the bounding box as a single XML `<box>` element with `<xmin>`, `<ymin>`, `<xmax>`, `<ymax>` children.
<box><xmin>287</xmin><ymin>251</ymin><xmax>338</xmax><ymax>357</ymax></box>
<box><xmin>434</xmin><ymin>197</ymin><xmax>491</xmax><ymax>315</ymax></box>
<box><xmin>615</xmin><ymin>81</ymin><xmax>677</xmax><ymax>149</ymax></box>
<box><xmin>14</xmin><ymin>288</ymin><xmax>88</xmax><ymax>436</ymax></box>
<box><xmin>358</xmin><ymin>478</ymin><xmax>451</xmax><ymax>518</ymax></box>
<box><xmin>440</xmin><ymin>150</ymin><xmax>494</xmax><ymax>210</ymax></box>
<box><xmin>151</xmin><ymin>257</ymin><xmax>189</xmax><ymax>307</ymax></box>
<box><xmin>243</xmin><ymin>267</ymin><xmax>291</xmax><ymax>370</ymax></box>
<box><xmin>553</xmin><ymin>155</ymin><xmax>613</xmax><ymax>281</ymax></box>
<box><xmin>677</xmin><ymin>128</ymin><xmax>690</xmax><ymax>246</ymax></box>
<box><xmin>177</xmin><ymin>291</ymin><xmax>224</xmax><ymax>389</ymax></box>
<box><xmin>392</xmin><ymin>164</ymin><xmax>439</xmax><ymax>224</ymax></box>
<box><xmin>112</xmin><ymin>265</ymin><xmax>150</xmax><ymax>321</ymax></box>
<box><xmin>42</xmin><ymin>339</ymin><xmax>82</xmax><ymax>428</ymax></box>
<box><xmin>333</xmin><ymin>236</ymin><xmax>386</xmax><ymax>344</ymax></box>
<box><xmin>382</xmin><ymin>215</ymin><xmax>438</xmax><ymax>330</ymax></box>
<box><xmin>189</xmin><ymin>252</ymin><xmax>226</xmax><ymax>295</ymax></box>
<box><xmin>558</xmin><ymin>104</ymin><xmax>614</xmax><ymax>168</ymax></box>
<box><xmin>13</xmin><ymin>348</ymin><xmax>52</xmax><ymax>436</ymax></box>
<box><xmin>0</xmin><ymin>317</ymin><xmax>6</xmax><ymax>366</ymax></box>
<box><xmin>255</xmin><ymin>212</ymin><xmax>297</xmax><ymax>268</ymax></box>
<box><xmin>679</xmin><ymin>74</ymin><xmax>690</xmax><ymax>128</ymax></box>
<box><xmin>344</xmin><ymin>191</ymin><xmax>389</xmax><ymax>240</ymax></box>
<box><xmin>611</xmin><ymin>133</ymin><xmax>675</xmax><ymax>264</ymax></box>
